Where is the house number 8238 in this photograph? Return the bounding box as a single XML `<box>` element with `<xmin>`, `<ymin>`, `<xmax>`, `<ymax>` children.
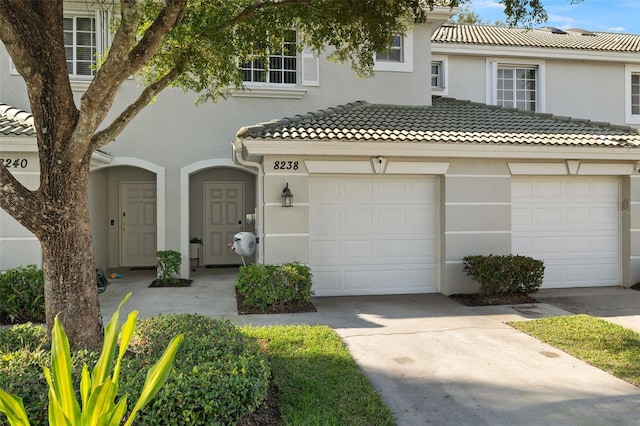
<box><xmin>273</xmin><ymin>161</ymin><xmax>299</xmax><ymax>170</ymax></box>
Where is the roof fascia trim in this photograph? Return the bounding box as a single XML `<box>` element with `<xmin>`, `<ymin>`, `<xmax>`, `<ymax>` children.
<box><xmin>241</xmin><ymin>140</ymin><xmax>640</xmax><ymax>161</ymax></box>
<box><xmin>431</xmin><ymin>43</ymin><xmax>640</xmax><ymax>64</ymax></box>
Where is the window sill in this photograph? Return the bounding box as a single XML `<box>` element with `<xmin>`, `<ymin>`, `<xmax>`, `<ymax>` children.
<box><xmin>70</xmin><ymin>79</ymin><xmax>92</xmax><ymax>92</ymax></box>
<box><xmin>231</xmin><ymin>86</ymin><xmax>307</xmax><ymax>99</ymax></box>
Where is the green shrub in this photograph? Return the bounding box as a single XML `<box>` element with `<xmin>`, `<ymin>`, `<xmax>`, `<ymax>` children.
<box><xmin>120</xmin><ymin>314</ymin><xmax>270</xmax><ymax>425</ymax></box>
<box><xmin>236</xmin><ymin>262</ymin><xmax>314</xmax><ymax>311</ymax></box>
<box><xmin>463</xmin><ymin>254</ymin><xmax>545</xmax><ymax>295</ymax></box>
<box><xmin>0</xmin><ymin>265</ymin><xmax>45</xmax><ymax>324</ymax></box>
<box><xmin>0</xmin><ymin>294</ymin><xmax>183</xmax><ymax>426</ymax></box>
<box><xmin>0</xmin><ymin>323</ymin><xmax>46</xmax><ymax>352</ymax></box>
<box><xmin>156</xmin><ymin>250</ymin><xmax>181</xmax><ymax>284</ymax></box>
<box><xmin>0</xmin><ymin>316</ymin><xmax>268</xmax><ymax>426</ymax></box>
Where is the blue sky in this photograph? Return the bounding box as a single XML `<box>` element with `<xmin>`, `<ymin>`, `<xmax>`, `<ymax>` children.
<box><xmin>466</xmin><ymin>0</ymin><xmax>640</xmax><ymax>34</ymax></box>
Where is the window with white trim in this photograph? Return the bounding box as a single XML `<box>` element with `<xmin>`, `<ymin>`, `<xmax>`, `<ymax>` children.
<box><xmin>241</xmin><ymin>30</ymin><xmax>297</xmax><ymax>85</ymax></box>
<box><xmin>64</xmin><ymin>15</ymin><xmax>97</xmax><ymax>77</ymax></box>
<box><xmin>376</xmin><ymin>36</ymin><xmax>403</xmax><ymax>62</ymax></box>
<box><xmin>497</xmin><ymin>66</ymin><xmax>536</xmax><ymax>111</ymax></box>
<box><xmin>430</xmin><ymin>56</ymin><xmax>448</xmax><ymax>95</ymax></box>
<box><xmin>633</xmin><ymin>74</ymin><xmax>640</xmax><ymax>115</ymax></box>
<box><xmin>487</xmin><ymin>60</ymin><xmax>544</xmax><ymax>113</ymax></box>
<box><xmin>373</xmin><ymin>33</ymin><xmax>413</xmax><ymax>73</ymax></box>
<box><xmin>627</xmin><ymin>65</ymin><xmax>640</xmax><ymax>125</ymax></box>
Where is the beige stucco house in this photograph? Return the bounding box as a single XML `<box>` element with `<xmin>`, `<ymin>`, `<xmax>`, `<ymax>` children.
<box><xmin>3</xmin><ymin>7</ymin><xmax>640</xmax><ymax>296</ymax></box>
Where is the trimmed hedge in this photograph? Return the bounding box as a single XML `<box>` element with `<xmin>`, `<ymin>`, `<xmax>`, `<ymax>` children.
<box><xmin>236</xmin><ymin>262</ymin><xmax>314</xmax><ymax>311</ymax></box>
<box><xmin>121</xmin><ymin>315</ymin><xmax>270</xmax><ymax>425</ymax></box>
<box><xmin>0</xmin><ymin>315</ymin><xmax>270</xmax><ymax>426</ymax></box>
<box><xmin>463</xmin><ymin>254</ymin><xmax>545</xmax><ymax>295</ymax></box>
<box><xmin>0</xmin><ymin>265</ymin><xmax>45</xmax><ymax>324</ymax></box>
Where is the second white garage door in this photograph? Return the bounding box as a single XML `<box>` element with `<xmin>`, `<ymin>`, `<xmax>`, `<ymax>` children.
<box><xmin>309</xmin><ymin>175</ymin><xmax>439</xmax><ymax>296</ymax></box>
<box><xmin>512</xmin><ymin>176</ymin><xmax>619</xmax><ymax>288</ymax></box>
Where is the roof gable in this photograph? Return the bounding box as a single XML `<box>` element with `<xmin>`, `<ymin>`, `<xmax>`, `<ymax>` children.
<box><xmin>431</xmin><ymin>24</ymin><xmax>640</xmax><ymax>53</ymax></box>
<box><xmin>238</xmin><ymin>97</ymin><xmax>640</xmax><ymax>148</ymax></box>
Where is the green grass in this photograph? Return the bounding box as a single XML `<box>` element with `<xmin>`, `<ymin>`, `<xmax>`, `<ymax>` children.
<box><xmin>242</xmin><ymin>325</ymin><xmax>395</xmax><ymax>426</ymax></box>
<box><xmin>510</xmin><ymin>314</ymin><xmax>640</xmax><ymax>386</ymax></box>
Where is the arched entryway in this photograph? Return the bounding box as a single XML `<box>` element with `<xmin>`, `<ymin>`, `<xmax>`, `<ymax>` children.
<box><xmin>90</xmin><ymin>157</ymin><xmax>165</xmax><ymax>269</ymax></box>
<box><xmin>180</xmin><ymin>159</ymin><xmax>257</xmax><ymax>278</ymax></box>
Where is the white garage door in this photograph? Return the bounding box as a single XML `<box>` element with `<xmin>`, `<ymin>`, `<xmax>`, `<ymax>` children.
<box><xmin>512</xmin><ymin>176</ymin><xmax>619</xmax><ymax>288</ymax></box>
<box><xmin>309</xmin><ymin>175</ymin><xmax>439</xmax><ymax>296</ymax></box>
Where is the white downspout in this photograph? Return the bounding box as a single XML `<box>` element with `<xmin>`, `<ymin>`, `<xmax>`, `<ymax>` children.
<box><xmin>232</xmin><ymin>134</ymin><xmax>265</xmax><ymax>264</ymax></box>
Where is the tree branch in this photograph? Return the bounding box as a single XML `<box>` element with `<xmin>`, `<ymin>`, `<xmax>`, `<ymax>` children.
<box><xmin>89</xmin><ymin>66</ymin><xmax>183</xmax><ymax>150</ymax></box>
<box><xmin>76</xmin><ymin>0</ymin><xmax>189</xmax><ymax>153</ymax></box>
<box><xmin>0</xmin><ymin>164</ymin><xmax>44</xmax><ymax>236</ymax></box>
<box><xmin>229</xmin><ymin>0</ymin><xmax>312</xmax><ymax>26</ymax></box>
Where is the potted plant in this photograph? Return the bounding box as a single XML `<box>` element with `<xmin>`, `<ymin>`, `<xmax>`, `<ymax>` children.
<box><xmin>189</xmin><ymin>237</ymin><xmax>202</xmax><ymax>262</ymax></box>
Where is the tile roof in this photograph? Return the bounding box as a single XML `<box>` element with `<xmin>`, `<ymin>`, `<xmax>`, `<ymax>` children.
<box><xmin>431</xmin><ymin>24</ymin><xmax>640</xmax><ymax>52</ymax></box>
<box><xmin>0</xmin><ymin>103</ymin><xmax>35</xmax><ymax>136</ymax></box>
<box><xmin>238</xmin><ymin>97</ymin><xmax>640</xmax><ymax>148</ymax></box>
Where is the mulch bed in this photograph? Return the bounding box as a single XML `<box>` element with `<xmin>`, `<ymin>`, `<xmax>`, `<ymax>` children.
<box><xmin>449</xmin><ymin>292</ymin><xmax>538</xmax><ymax>306</ymax></box>
<box><xmin>237</xmin><ymin>383</ymin><xmax>281</xmax><ymax>426</ymax></box>
<box><xmin>148</xmin><ymin>279</ymin><xmax>193</xmax><ymax>288</ymax></box>
<box><xmin>235</xmin><ymin>289</ymin><xmax>317</xmax><ymax>315</ymax></box>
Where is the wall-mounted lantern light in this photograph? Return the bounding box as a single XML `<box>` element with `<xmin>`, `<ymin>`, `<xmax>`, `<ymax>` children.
<box><xmin>282</xmin><ymin>183</ymin><xmax>294</xmax><ymax>207</ymax></box>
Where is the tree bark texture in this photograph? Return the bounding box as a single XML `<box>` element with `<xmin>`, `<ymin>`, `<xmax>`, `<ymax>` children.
<box><xmin>39</xmin><ymin>162</ymin><xmax>102</xmax><ymax>349</ymax></box>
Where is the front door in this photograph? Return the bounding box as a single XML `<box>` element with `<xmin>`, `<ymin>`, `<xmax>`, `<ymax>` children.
<box><xmin>120</xmin><ymin>182</ymin><xmax>157</xmax><ymax>267</ymax></box>
<box><xmin>203</xmin><ymin>182</ymin><xmax>244</xmax><ymax>265</ymax></box>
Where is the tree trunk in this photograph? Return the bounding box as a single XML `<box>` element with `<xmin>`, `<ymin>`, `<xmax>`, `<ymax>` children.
<box><xmin>39</xmin><ymin>163</ymin><xmax>102</xmax><ymax>350</ymax></box>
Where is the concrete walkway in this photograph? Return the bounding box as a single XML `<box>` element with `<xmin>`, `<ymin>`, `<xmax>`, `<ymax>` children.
<box><xmin>99</xmin><ymin>269</ymin><xmax>640</xmax><ymax>426</ymax></box>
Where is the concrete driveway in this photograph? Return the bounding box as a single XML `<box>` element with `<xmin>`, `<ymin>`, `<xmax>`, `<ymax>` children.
<box><xmin>100</xmin><ymin>270</ymin><xmax>640</xmax><ymax>426</ymax></box>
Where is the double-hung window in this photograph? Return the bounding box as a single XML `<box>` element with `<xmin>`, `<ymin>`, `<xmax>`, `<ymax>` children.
<box><xmin>627</xmin><ymin>65</ymin><xmax>640</xmax><ymax>125</ymax></box>
<box><xmin>373</xmin><ymin>33</ymin><xmax>413</xmax><ymax>73</ymax></box>
<box><xmin>64</xmin><ymin>15</ymin><xmax>97</xmax><ymax>77</ymax></box>
<box><xmin>376</xmin><ymin>36</ymin><xmax>403</xmax><ymax>63</ymax></box>
<box><xmin>241</xmin><ymin>30</ymin><xmax>297</xmax><ymax>85</ymax></box>
<box><xmin>487</xmin><ymin>60</ymin><xmax>544</xmax><ymax>112</ymax></box>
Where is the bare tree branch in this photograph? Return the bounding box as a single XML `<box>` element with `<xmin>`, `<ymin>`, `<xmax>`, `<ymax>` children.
<box><xmin>76</xmin><ymin>0</ymin><xmax>189</xmax><ymax>153</ymax></box>
<box><xmin>0</xmin><ymin>164</ymin><xmax>44</xmax><ymax>236</ymax></box>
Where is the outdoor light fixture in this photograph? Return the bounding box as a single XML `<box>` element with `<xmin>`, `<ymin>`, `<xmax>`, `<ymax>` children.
<box><xmin>281</xmin><ymin>183</ymin><xmax>293</xmax><ymax>207</ymax></box>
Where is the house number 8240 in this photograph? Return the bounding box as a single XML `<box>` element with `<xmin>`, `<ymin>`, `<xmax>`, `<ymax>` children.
<box><xmin>2</xmin><ymin>158</ymin><xmax>28</xmax><ymax>168</ymax></box>
<box><xmin>273</xmin><ymin>161</ymin><xmax>299</xmax><ymax>170</ymax></box>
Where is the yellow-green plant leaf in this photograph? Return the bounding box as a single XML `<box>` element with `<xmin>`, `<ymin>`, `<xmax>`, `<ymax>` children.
<box><xmin>83</xmin><ymin>381</ymin><xmax>117</xmax><ymax>426</ymax></box>
<box><xmin>124</xmin><ymin>334</ymin><xmax>184</xmax><ymax>426</ymax></box>
<box><xmin>105</xmin><ymin>396</ymin><xmax>129</xmax><ymax>426</ymax></box>
<box><xmin>113</xmin><ymin>310</ymin><xmax>138</xmax><ymax>383</ymax></box>
<box><xmin>80</xmin><ymin>364</ymin><xmax>91</xmax><ymax>412</ymax></box>
<box><xmin>92</xmin><ymin>293</ymin><xmax>132</xmax><ymax>390</ymax></box>
<box><xmin>45</xmin><ymin>374</ymin><xmax>72</xmax><ymax>426</ymax></box>
<box><xmin>0</xmin><ymin>387</ymin><xmax>31</xmax><ymax>426</ymax></box>
<box><xmin>50</xmin><ymin>316</ymin><xmax>80</xmax><ymax>422</ymax></box>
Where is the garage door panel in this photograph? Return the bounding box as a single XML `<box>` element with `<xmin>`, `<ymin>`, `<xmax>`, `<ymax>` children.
<box><xmin>310</xmin><ymin>175</ymin><xmax>438</xmax><ymax>296</ymax></box>
<box><xmin>512</xmin><ymin>176</ymin><xmax>619</xmax><ymax>288</ymax></box>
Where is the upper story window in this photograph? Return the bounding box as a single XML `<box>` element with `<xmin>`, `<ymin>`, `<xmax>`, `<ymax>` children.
<box><xmin>430</xmin><ymin>56</ymin><xmax>448</xmax><ymax>95</ymax></box>
<box><xmin>376</xmin><ymin>36</ymin><xmax>403</xmax><ymax>63</ymax></box>
<box><xmin>626</xmin><ymin>65</ymin><xmax>640</xmax><ymax>125</ymax></box>
<box><xmin>632</xmin><ymin>74</ymin><xmax>639</xmax><ymax>115</ymax></box>
<box><xmin>497</xmin><ymin>66</ymin><xmax>537</xmax><ymax>111</ymax></box>
<box><xmin>487</xmin><ymin>60</ymin><xmax>545</xmax><ymax>113</ymax></box>
<box><xmin>373</xmin><ymin>33</ymin><xmax>413</xmax><ymax>73</ymax></box>
<box><xmin>431</xmin><ymin>61</ymin><xmax>443</xmax><ymax>88</ymax></box>
<box><xmin>64</xmin><ymin>16</ymin><xmax>97</xmax><ymax>77</ymax></box>
<box><xmin>241</xmin><ymin>30</ymin><xmax>297</xmax><ymax>85</ymax></box>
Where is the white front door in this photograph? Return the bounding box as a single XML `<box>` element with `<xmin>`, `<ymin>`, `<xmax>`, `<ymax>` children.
<box><xmin>203</xmin><ymin>182</ymin><xmax>244</xmax><ymax>265</ymax></box>
<box><xmin>120</xmin><ymin>182</ymin><xmax>157</xmax><ymax>267</ymax></box>
<box><xmin>512</xmin><ymin>176</ymin><xmax>620</xmax><ymax>288</ymax></box>
<box><xmin>309</xmin><ymin>175</ymin><xmax>439</xmax><ymax>296</ymax></box>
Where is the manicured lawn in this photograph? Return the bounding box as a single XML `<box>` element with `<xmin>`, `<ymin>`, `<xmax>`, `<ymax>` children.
<box><xmin>510</xmin><ymin>314</ymin><xmax>640</xmax><ymax>386</ymax></box>
<box><xmin>242</xmin><ymin>324</ymin><xmax>396</xmax><ymax>426</ymax></box>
